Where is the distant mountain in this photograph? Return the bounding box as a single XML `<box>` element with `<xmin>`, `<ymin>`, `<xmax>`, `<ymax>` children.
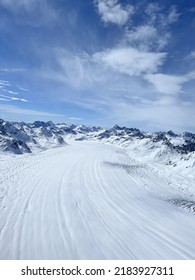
<box><xmin>0</xmin><ymin>119</ymin><xmax>67</xmax><ymax>154</ymax></box>
<box><xmin>96</xmin><ymin>125</ymin><xmax>195</xmax><ymax>154</ymax></box>
<box><xmin>0</xmin><ymin>119</ymin><xmax>195</xmax><ymax>158</ymax></box>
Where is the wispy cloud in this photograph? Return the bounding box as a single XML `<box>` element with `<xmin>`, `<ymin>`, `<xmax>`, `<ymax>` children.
<box><xmin>188</xmin><ymin>7</ymin><xmax>195</xmax><ymax>13</ymax></box>
<box><xmin>145</xmin><ymin>3</ymin><xmax>179</xmax><ymax>26</ymax></box>
<box><xmin>17</xmin><ymin>86</ymin><xmax>29</xmax><ymax>92</ymax></box>
<box><xmin>167</xmin><ymin>6</ymin><xmax>180</xmax><ymax>24</ymax></box>
<box><xmin>0</xmin><ymin>93</ymin><xmax>29</xmax><ymax>102</ymax></box>
<box><xmin>0</xmin><ymin>68</ymin><xmax>26</xmax><ymax>72</ymax></box>
<box><xmin>0</xmin><ymin>77</ymin><xmax>29</xmax><ymax>102</ymax></box>
<box><xmin>68</xmin><ymin>117</ymin><xmax>83</xmax><ymax>121</ymax></box>
<box><xmin>124</xmin><ymin>3</ymin><xmax>179</xmax><ymax>51</ymax></box>
<box><xmin>145</xmin><ymin>71</ymin><xmax>195</xmax><ymax>95</ymax></box>
<box><xmin>0</xmin><ymin>0</ymin><xmax>58</xmax><ymax>26</ymax></box>
<box><xmin>0</xmin><ymin>0</ymin><xmax>37</xmax><ymax>10</ymax></box>
<box><xmin>145</xmin><ymin>74</ymin><xmax>187</xmax><ymax>95</ymax></box>
<box><xmin>187</xmin><ymin>51</ymin><xmax>195</xmax><ymax>59</ymax></box>
<box><xmin>40</xmin><ymin>46</ymin><xmax>166</xmax><ymax>91</ymax></box>
<box><xmin>124</xmin><ymin>24</ymin><xmax>170</xmax><ymax>51</ymax></box>
<box><xmin>107</xmin><ymin>99</ymin><xmax>195</xmax><ymax>132</ymax></box>
<box><xmin>39</xmin><ymin>49</ymin><xmax>108</xmax><ymax>90</ymax></box>
<box><xmin>0</xmin><ymin>104</ymin><xmax>64</xmax><ymax>117</ymax></box>
<box><xmin>0</xmin><ymin>97</ymin><xmax>10</xmax><ymax>101</ymax></box>
<box><xmin>94</xmin><ymin>0</ymin><xmax>134</xmax><ymax>26</ymax></box>
<box><xmin>2</xmin><ymin>89</ymin><xmax>19</xmax><ymax>95</ymax></box>
<box><xmin>0</xmin><ymin>80</ymin><xmax>11</xmax><ymax>87</ymax></box>
<box><xmin>10</xmin><ymin>97</ymin><xmax>28</xmax><ymax>102</ymax></box>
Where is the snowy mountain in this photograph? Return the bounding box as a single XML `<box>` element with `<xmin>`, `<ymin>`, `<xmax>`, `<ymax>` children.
<box><xmin>1</xmin><ymin>119</ymin><xmax>195</xmax><ymax>156</ymax></box>
<box><xmin>0</xmin><ymin>119</ymin><xmax>67</xmax><ymax>154</ymax></box>
<box><xmin>91</xmin><ymin>124</ymin><xmax>195</xmax><ymax>176</ymax></box>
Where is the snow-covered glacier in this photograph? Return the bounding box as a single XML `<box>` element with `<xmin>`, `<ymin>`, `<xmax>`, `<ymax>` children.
<box><xmin>0</xmin><ymin>119</ymin><xmax>195</xmax><ymax>259</ymax></box>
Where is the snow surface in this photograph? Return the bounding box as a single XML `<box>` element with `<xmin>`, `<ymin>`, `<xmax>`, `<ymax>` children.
<box><xmin>0</xmin><ymin>141</ymin><xmax>195</xmax><ymax>259</ymax></box>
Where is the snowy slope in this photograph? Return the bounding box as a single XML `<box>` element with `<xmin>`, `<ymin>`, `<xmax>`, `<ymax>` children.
<box><xmin>90</xmin><ymin>125</ymin><xmax>195</xmax><ymax>178</ymax></box>
<box><xmin>0</xmin><ymin>142</ymin><xmax>195</xmax><ymax>259</ymax></box>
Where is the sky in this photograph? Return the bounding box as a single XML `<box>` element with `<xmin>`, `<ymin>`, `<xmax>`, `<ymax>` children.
<box><xmin>0</xmin><ymin>0</ymin><xmax>195</xmax><ymax>132</ymax></box>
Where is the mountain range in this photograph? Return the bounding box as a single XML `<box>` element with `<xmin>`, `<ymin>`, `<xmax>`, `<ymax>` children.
<box><xmin>0</xmin><ymin>118</ymin><xmax>195</xmax><ymax>156</ymax></box>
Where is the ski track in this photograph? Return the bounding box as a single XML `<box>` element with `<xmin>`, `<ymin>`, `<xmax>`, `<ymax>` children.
<box><xmin>0</xmin><ymin>141</ymin><xmax>195</xmax><ymax>259</ymax></box>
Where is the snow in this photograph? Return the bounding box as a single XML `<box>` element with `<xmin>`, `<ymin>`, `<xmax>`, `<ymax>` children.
<box><xmin>0</xmin><ymin>141</ymin><xmax>195</xmax><ymax>259</ymax></box>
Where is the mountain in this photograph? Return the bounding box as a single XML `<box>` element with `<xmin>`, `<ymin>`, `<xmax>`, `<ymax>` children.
<box><xmin>0</xmin><ymin>119</ymin><xmax>67</xmax><ymax>154</ymax></box>
<box><xmin>0</xmin><ymin>119</ymin><xmax>195</xmax><ymax>168</ymax></box>
<box><xmin>0</xmin><ymin>119</ymin><xmax>104</xmax><ymax>154</ymax></box>
<box><xmin>91</xmin><ymin>125</ymin><xmax>195</xmax><ymax>172</ymax></box>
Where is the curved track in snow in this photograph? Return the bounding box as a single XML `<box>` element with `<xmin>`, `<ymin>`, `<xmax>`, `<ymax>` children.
<box><xmin>0</xmin><ymin>142</ymin><xmax>195</xmax><ymax>259</ymax></box>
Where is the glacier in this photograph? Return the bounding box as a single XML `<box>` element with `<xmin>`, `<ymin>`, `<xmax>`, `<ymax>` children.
<box><xmin>0</xmin><ymin>119</ymin><xmax>195</xmax><ymax>259</ymax></box>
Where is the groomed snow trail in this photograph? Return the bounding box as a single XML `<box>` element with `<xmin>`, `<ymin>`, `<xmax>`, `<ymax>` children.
<box><xmin>0</xmin><ymin>142</ymin><xmax>195</xmax><ymax>259</ymax></box>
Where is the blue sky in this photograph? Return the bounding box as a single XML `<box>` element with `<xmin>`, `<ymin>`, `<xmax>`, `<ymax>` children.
<box><xmin>0</xmin><ymin>0</ymin><xmax>195</xmax><ymax>132</ymax></box>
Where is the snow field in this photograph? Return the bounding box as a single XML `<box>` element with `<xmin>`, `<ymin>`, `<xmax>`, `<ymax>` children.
<box><xmin>0</xmin><ymin>142</ymin><xmax>195</xmax><ymax>259</ymax></box>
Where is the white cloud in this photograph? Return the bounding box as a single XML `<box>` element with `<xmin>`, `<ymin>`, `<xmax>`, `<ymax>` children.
<box><xmin>125</xmin><ymin>25</ymin><xmax>169</xmax><ymax>51</ymax></box>
<box><xmin>39</xmin><ymin>49</ymin><xmax>112</xmax><ymax>91</ymax></box>
<box><xmin>167</xmin><ymin>6</ymin><xmax>180</xmax><ymax>24</ymax></box>
<box><xmin>145</xmin><ymin>73</ymin><xmax>187</xmax><ymax>95</ymax></box>
<box><xmin>145</xmin><ymin>72</ymin><xmax>195</xmax><ymax>95</ymax></box>
<box><xmin>145</xmin><ymin>3</ymin><xmax>179</xmax><ymax>27</ymax></box>
<box><xmin>10</xmin><ymin>97</ymin><xmax>28</xmax><ymax>102</ymax></box>
<box><xmin>0</xmin><ymin>104</ymin><xmax>64</xmax><ymax>117</ymax></box>
<box><xmin>0</xmin><ymin>80</ymin><xmax>10</xmax><ymax>86</ymax></box>
<box><xmin>0</xmin><ymin>74</ymin><xmax>29</xmax><ymax>102</ymax></box>
<box><xmin>3</xmin><ymin>89</ymin><xmax>19</xmax><ymax>95</ymax></box>
<box><xmin>17</xmin><ymin>86</ymin><xmax>29</xmax><ymax>92</ymax></box>
<box><xmin>39</xmin><ymin>47</ymin><xmax>166</xmax><ymax>96</ymax></box>
<box><xmin>123</xmin><ymin>3</ymin><xmax>179</xmax><ymax>52</ymax></box>
<box><xmin>104</xmin><ymin>97</ymin><xmax>195</xmax><ymax>132</ymax></box>
<box><xmin>68</xmin><ymin>117</ymin><xmax>83</xmax><ymax>121</ymax></box>
<box><xmin>186</xmin><ymin>70</ymin><xmax>195</xmax><ymax>79</ymax></box>
<box><xmin>126</xmin><ymin>25</ymin><xmax>157</xmax><ymax>44</ymax></box>
<box><xmin>0</xmin><ymin>93</ymin><xmax>29</xmax><ymax>102</ymax></box>
<box><xmin>190</xmin><ymin>51</ymin><xmax>195</xmax><ymax>58</ymax></box>
<box><xmin>0</xmin><ymin>68</ymin><xmax>26</xmax><ymax>72</ymax></box>
<box><xmin>0</xmin><ymin>94</ymin><xmax>11</xmax><ymax>99</ymax></box>
<box><xmin>0</xmin><ymin>0</ymin><xmax>58</xmax><ymax>25</ymax></box>
<box><xmin>0</xmin><ymin>97</ymin><xmax>10</xmax><ymax>101</ymax></box>
<box><xmin>188</xmin><ymin>7</ymin><xmax>195</xmax><ymax>13</ymax></box>
<box><xmin>93</xmin><ymin>47</ymin><xmax>166</xmax><ymax>76</ymax></box>
<box><xmin>94</xmin><ymin>0</ymin><xmax>134</xmax><ymax>26</ymax></box>
<box><xmin>0</xmin><ymin>0</ymin><xmax>38</xmax><ymax>12</ymax></box>
<box><xmin>145</xmin><ymin>3</ymin><xmax>162</xmax><ymax>24</ymax></box>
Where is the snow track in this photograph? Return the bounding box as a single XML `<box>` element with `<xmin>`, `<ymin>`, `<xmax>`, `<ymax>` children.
<box><xmin>0</xmin><ymin>142</ymin><xmax>195</xmax><ymax>259</ymax></box>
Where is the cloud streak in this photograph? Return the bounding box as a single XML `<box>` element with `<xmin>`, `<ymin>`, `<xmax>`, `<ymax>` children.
<box><xmin>0</xmin><ymin>77</ymin><xmax>29</xmax><ymax>103</ymax></box>
<box><xmin>0</xmin><ymin>104</ymin><xmax>64</xmax><ymax>117</ymax></box>
<box><xmin>0</xmin><ymin>68</ymin><xmax>26</xmax><ymax>72</ymax></box>
<box><xmin>0</xmin><ymin>93</ymin><xmax>29</xmax><ymax>102</ymax></box>
<box><xmin>0</xmin><ymin>0</ymin><xmax>58</xmax><ymax>26</ymax></box>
